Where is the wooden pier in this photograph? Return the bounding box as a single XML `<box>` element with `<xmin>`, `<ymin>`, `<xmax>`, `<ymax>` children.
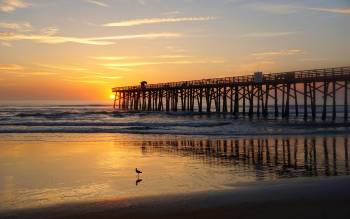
<box><xmin>112</xmin><ymin>66</ymin><xmax>350</xmax><ymax>120</ymax></box>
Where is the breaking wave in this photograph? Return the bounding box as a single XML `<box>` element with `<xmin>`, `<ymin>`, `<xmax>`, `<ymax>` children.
<box><xmin>0</xmin><ymin>105</ymin><xmax>349</xmax><ymax>136</ymax></box>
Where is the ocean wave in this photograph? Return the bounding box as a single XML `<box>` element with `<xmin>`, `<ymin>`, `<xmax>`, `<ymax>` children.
<box><xmin>0</xmin><ymin>127</ymin><xmax>348</xmax><ymax>136</ymax></box>
<box><xmin>14</xmin><ymin>111</ymin><xmax>126</xmax><ymax>118</ymax></box>
<box><xmin>11</xmin><ymin>110</ymin><xmax>201</xmax><ymax>119</ymax></box>
<box><xmin>0</xmin><ymin>121</ymin><xmax>232</xmax><ymax>128</ymax></box>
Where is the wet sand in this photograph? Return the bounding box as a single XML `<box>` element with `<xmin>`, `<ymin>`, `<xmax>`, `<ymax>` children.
<box><xmin>1</xmin><ymin>176</ymin><xmax>350</xmax><ymax>219</ymax></box>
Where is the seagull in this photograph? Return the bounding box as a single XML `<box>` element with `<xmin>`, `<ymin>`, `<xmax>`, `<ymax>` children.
<box><xmin>135</xmin><ymin>168</ymin><xmax>142</xmax><ymax>174</ymax></box>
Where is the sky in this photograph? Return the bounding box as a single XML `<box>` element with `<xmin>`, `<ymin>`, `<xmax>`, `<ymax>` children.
<box><xmin>0</xmin><ymin>0</ymin><xmax>349</xmax><ymax>102</ymax></box>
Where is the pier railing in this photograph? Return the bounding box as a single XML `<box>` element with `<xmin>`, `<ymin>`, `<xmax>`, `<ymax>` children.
<box><xmin>113</xmin><ymin>66</ymin><xmax>350</xmax><ymax>92</ymax></box>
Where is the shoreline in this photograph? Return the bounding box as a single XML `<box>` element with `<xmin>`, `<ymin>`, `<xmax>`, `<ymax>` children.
<box><xmin>2</xmin><ymin>176</ymin><xmax>350</xmax><ymax>219</ymax></box>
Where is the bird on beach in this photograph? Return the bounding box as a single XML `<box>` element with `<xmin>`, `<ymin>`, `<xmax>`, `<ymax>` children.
<box><xmin>135</xmin><ymin>168</ymin><xmax>142</xmax><ymax>174</ymax></box>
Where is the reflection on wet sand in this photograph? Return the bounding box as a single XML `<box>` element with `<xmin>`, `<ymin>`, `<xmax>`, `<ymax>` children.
<box><xmin>140</xmin><ymin>136</ymin><xmax>350</xmax><ymax>179</ymax></box>
<box><xmin>1</xmin><ymin>134</ymin><xmax>350</xmax><ymax>212</ymax></box>
<box><xmin>136</xmin><ymin>178</ymin><xmax>143</xmax><ymax>186</ymax></box>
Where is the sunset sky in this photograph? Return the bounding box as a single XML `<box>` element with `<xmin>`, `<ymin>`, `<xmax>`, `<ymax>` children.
<box><xmin>0</xmin><ymin>0</ymin><xmax>349</xmax><ymax>102</ymax></box>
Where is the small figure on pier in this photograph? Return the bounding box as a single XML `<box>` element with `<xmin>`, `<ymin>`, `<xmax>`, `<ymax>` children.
<box><xmin>141</xmin><ymin>81</ymin><xmax>147</xmax><ymax>89</ymax></box>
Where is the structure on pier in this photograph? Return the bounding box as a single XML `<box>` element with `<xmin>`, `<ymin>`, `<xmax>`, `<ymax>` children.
<box><xmin>112</xmin><ymin>66</ymin><xmax>350</xmax><ymax>120</ymax></box>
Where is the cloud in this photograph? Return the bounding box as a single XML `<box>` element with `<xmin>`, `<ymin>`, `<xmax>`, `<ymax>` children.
<box><xmin>104</xmin><ymin>16</ymin><xmax>216</xmax><ymax>27</ymax></box>
<box><xmin>92</xmin><ymin>56</ymin><xmax>139</xmax><ymax>61</ymax></box>
<box><xmin>92</xmin><ymin>55</ymin><xmax>192</xmax><ymax>60</ymax></box>
<box><xmin>96</xmin><ymin>75</ymin><xmax>121</xmax><ymax>80</ymax></box>
<box><xmin>308</xmin><ymin>7</ymin><xmax>350</xmax><ymax>15</ymax></box>
<box><xmin>300</xmin><ymin>57</ymin><xmax>328</xmax><ymax>62</ymax></box>
<box><xmin>154</xmin><ymin>55</ymin><xmax>193</xmax><ymax>59</ymax></box>
<box><xmin>1</xmin><ymin>42</ymin><xmax>12</xmax><ymax>47</ymax></box>
<box><xmin>248</xmin><ymin>3</ymin><xmax>299</xmax><ymax>14</ymax></box>
<box><xmin>81</xmin><ymin>80</ymin><xmax>110</xmax><ymax>84</ymax></box>
<box><xmin>40</xmin><ymin>26</ymin><xmax>59</xmax><ymax>35</ymax></box>
<box><xmin>163</xmin><ymin>11</ymin><xmax>181</xmax><ymax>15</ymax></box>
<box><xmin>240</xmin><ymin>32</ymin><xmax>296</xmax><ymax>38</ymax></box>
<box><xmin>24</xmin><ymin>71</ymin><xmax>58</xmax><ymax>76</ymax></box>
<box><xmin>101</xmin><ymin>60</ymin><xmax>224</xmax><ymax>68</ymax></box>
<box><xmin>0</xmin><ymin>64</ymin><xmax>23</xmax><ymax>70</ymax></box>
<box><xmin>252</xmin><ymin>49</ymin><xmax>303</xmax><ymax>58</ymax></box>
<box><xmin>232</xmin><ymin>61</ymin><xmax>276</xmax><ymax>74</ymax></box>
<box><xmin>0</xmin><ymin>0</ymin><xmax>28</xmax><ymax>12</ymax></box>
<box><xmin>0</xmin><ymin>22</ymin><xmax>32</xmax><ymax>31</ymax></box>
<box><xmin>65</xmin><ymin>79</ymin><xmax>110</xmax><ymax>84</ymax></box>
<box><xmin>84</xmin><ymin>0</ymin><xmax>108</xmax><ymax>7</ymax></box>
<box><xmin>36</xmin><ymin>64</ymin><xmax>87</xmax><ymax>72</ymax></box>
<box><xmin>0</xmin><ymin>32</ymin><xmax>182</xmax><ymax>45</ymax></box>
<box><xmin>249</xmin><ymin>3</ymin><xmax>350</xmax><ymax>16</ymax></box>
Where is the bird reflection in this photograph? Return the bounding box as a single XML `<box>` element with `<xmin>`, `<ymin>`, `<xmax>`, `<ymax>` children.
<box><xmin>136</xmin><ymin>177</ymin><xmax>143</xmax><ymax>186</ymax></box>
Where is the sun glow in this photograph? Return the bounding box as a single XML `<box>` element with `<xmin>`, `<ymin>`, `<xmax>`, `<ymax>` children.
<box><xmin>109</xmin><ymin>93</ymin><xmax>116</xmax><ymax>100</ymax></box>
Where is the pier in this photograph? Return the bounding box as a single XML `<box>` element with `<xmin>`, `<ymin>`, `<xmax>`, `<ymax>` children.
<box><xmin>112</xmin><ymin>66</ymin><xmax>350</xmax><ymax>120</ymax></box>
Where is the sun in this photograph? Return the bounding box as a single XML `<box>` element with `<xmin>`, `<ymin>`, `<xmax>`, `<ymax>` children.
<box><xmin>109</xmin><ymin>93</ymin><xmax>116</xmax><ymax>100</ymax></box>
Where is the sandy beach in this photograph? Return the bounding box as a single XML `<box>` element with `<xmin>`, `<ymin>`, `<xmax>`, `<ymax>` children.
<box><xmin>1</xmin><ymin>176</ymin><xmax>349</xmax><ymax>219</ymax></box>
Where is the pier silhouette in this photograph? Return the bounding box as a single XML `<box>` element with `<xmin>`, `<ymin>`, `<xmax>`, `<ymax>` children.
<box><xmin>113</xmin><ymin>66</ymin><xmax>350</xmax><ymax>120</ymax></box>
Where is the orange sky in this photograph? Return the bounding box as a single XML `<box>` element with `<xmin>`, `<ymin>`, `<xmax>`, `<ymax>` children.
<box><xmin>0</xmin><ymin>0</ymin><xmax>349</xmax><ymax>102</ymax></box>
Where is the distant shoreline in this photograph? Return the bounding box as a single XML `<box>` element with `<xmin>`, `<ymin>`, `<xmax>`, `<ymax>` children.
<box><xmin>2</xmin><ymin>176</ymin><xmax>350</xmax><ymax>219</ymax></box>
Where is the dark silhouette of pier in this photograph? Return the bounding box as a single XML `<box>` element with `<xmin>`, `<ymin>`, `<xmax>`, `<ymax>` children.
<box><xmin>112</xmin><ymin>66</ymin><xmax>350</xmax><ymax>120</ymax></box>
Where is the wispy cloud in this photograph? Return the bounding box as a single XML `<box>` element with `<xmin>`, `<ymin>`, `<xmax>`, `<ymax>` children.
<box><xmin>92</xmin><ymin>55</ymin><xmax>192</xmax><ymax>60</ymax></box>
<box><xmin>40</xmin><ymin>26</ymin><xmax>60</xmax><ymax>35</ymax></box>
<box><xmin>308</xmin><ymin>7</ymin><xmax>350</xmax><ymax>15</ymax></box>
<box><xmin>252</xmin><ymin>49</ymin><xmax>303</xmax><ymax>58</ymax></box>
<box><xmin>163</xmin><ymin>11</ymin><xmax>181</xmax><ymax>15</ymax></box>
<box><xmin>101</xmin><ymin>60</ymin><xmax>224</xmax><ymax>68</ymax></box>
<box><xmin>24</xmin><ymin>71</ymin><xmax>58</xmax><ymax>76</ymax></box>
<box><xmin>0</xmin><ymin>64</ymin><xmax>23</xmax><ymax>70</ymax></box>
<box><xmin>155</xmin><ymin>55</ymin><xmax>193</xmax><ymax>59</ymax></box>
<box><xmin>84</xmin><ymin>0</ymin><xmax>108</xmax><ymax>7</ymax></box>
<box><xmin>248</xmin><ymin>3</ymin><xmax>299</xmax><ymax>14</ymax></box>
<box><xmin>92</xmin><ymin>56</ymin><xmax>138</xmax><ymax>61</ymax></box>
<box><xmin>0</xmin><ymin>22</ymin><xmax>32</xmax><ymax>31</ymax></box>
<box><xmin>104</xmin><ymin>16</ymin><xmax>216</xmax><ymax>27</ymax></box>
<box><xmin>1</xmin><ymin>42</ymin><xmax>12</xmax><ymax>47</ymax></box>
<box><xmin>64</xmin><ymin>79</ymin><xmax>110</xmax><ymax>84</ymax></box>
<box><xmin>300</xmin><ymin>57</ymin><xmax>328</xmax><ymax>62</ymax></box>
<box><xmin>0</xmin><ymin>32</ymin><xmax>182</xmax><ymax>45</ymax></box>
<box><xmin>96</xmin><ymin>75</ymin><xmax>121</xmax><ymax>80</ymax></box>
<box><xmin>232</xmin><ymin>61</ymin><xmax>276</xmax><ymax>74</ymax></box>
<box><xmin>36</xmin><ymin>64</ymin><xmax>88</xmax><ymax>72</ymax></box>
<box><xmin>0</xmin><ymin>0</ymin><xmax>28</xmax><ymax>12</ymax></box>
<box><xmin>240</xmin><ymin>32</ymin><xmax>296</xmax><ymax>38</ymax></box>
<box><xmin>249</xmin><ymin>3</ymin><xmax>350</xmax><ymax>16</ymax></box>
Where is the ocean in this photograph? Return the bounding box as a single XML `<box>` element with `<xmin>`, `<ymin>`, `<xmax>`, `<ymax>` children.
<box><xmin>0</xmin><ymin>104</ymin><xmax>349</xmax><ymax>135</ymax></box>
<box><xmin>0</xmin><ymin>104</ymin><xmax>349</xmax><ymax>211</ymax></box>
